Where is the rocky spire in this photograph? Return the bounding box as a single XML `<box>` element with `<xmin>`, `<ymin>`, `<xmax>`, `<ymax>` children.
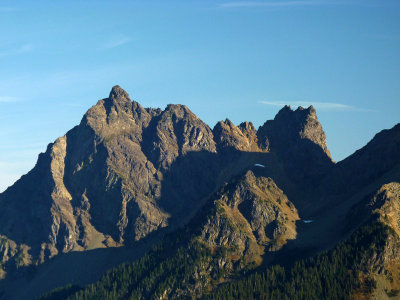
<box><xmin>258</xmin><ymin>105</ymin><xmax>332</xmax><ymax>160</ymax></box>
<box><xmin>109</xmin><ymin>85</ymin><xmax>131</xmax><ymax>104</ymax></box>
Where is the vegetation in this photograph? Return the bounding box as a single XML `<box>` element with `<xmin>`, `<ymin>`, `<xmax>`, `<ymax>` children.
<box><xmin>40</xmin><ymin>220</ymin><xmax>390</xmax><ymax>300</ymax></box>
<box><xmin>207</xmin><ymin>222</ymin><xmax>388</xmax><ymax>299</ymax></box>
<box><xmin>40</xmin><ymin>226</ymin><xmax>214</xmax><ymax>299</ymax></box>
<box><xmin>40</xmin><ymin>285</ymin><xmax>82</xmax><ymax>300</ymax></box>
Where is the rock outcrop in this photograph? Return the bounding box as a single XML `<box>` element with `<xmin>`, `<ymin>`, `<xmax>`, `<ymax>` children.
<box><xmin>200</xmin><ymin>171</ymin><xmax>299</xmax><ymax>269</ymax></box>
<box><xmin>258</xmin><ymin>105</ymin><xmax>332</xmax><ymax>158</ymax></box>
<box><xmin>213</xmin><ymin>120</ymin><xmax>260</xmax><ymax>152</ymax></box>
<box><xmin>257</xmin><ymin>105</ymin><xmax>334</xmax><ymax>189</ymax></box>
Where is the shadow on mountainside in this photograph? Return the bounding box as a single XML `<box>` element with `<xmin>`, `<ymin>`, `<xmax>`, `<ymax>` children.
<box><xmin>156</xmin><ymin>136</ymin><xmax>336</xmax><ymax>229</ymax></box>
<box><xmin>155</xmin><ymin>149</ymin><xmax>301</xmax><ymax>229</ymax></box>
<box><xmin>0</xmin><ymin>228</ymin><xmax>167</xmax><ymax>300</ymax></box>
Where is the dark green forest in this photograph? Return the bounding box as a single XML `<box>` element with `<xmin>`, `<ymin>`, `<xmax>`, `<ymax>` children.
<box><xmin>40</xmin><ymin>220</ymin><xmax>389</xmax><ymax>300</ymax></box>
<box><xmin>206</xmin><ymin>221</ymin><xmax>388</xmax><ymax>300</ymax></box>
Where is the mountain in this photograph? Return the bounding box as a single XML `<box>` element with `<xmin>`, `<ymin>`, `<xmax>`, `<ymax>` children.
<box><xmin>0</xmin><ymin>86</ymin><xmax>399</xmax><ymax>299</ymax></box>
<box><xmin>0</xmin><ymin>86</ymin><xmax>218</xmax><ymax>263</ymax></box>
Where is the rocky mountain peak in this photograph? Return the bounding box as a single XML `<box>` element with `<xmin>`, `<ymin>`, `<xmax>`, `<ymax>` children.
<box><xmin>108</xmin><ymin>85</ymin><xmax>131</xmax><ymax>103</ymax></box>
<box><xmin>98</xmin><ymin>86</ymin><xmax>139</xmax><ymax>121</ymax></box>
<box><xmin>163</xmin><ymin>104</ymin><xmax>198</xmax><ymax>122</ymax></box>
<box><xmin>276</xmin><ymin>104</ymin><xmax>292</xmax><ymax>115</ymax></box>
<box><xmin>213</xmin><ymin>119</ymin><xmax>260</xmax><ymax>152</ymax></box>
<box><xmin>200</xmin><ymin>170</ymin><xmax>299</xmax><ymax>268</ymax></box>
<box><xmin>274</xmin><ymin>104</ymin><xmax>317</xmax><ymax>127</ymax></box>
<box><xmin>165</xmin><ymin>103</ymin><xmax>189</xmax><ymax>111</ymax></box>
<box><xmin>238</xmin><ymin>121</ymin><xmax>255</xmax><ymax>134</ymax></box>
<box><xmin>258</xmin><ymin>105</ymin><xmax>331</xmax><ymax>160</ymax></box>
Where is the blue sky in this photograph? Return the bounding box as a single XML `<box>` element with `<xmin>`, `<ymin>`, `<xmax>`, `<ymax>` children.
<box><xmin>0</xmin><ymin>0</ymin><xmax>399</xmax><ymax>192</ymax></box>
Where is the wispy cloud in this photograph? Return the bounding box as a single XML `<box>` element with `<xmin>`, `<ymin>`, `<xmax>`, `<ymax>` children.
<box><xmin>0</xmin><ymin>96</ymin><xmax>19</xmax><ymax>103</ymax></box>
<box><xmin>219</xmin><ymin>1</ymin><xmax>345</xmax><ymax>8</ymax></box>
<box><xmin>103</xmin><ymin>36</ymin><xmax>132</xmax><ymax>49</ymax></box>
<box><xmin>259</xmin><ymin>100</ymin><xmax>375</xmax><ymax>112</ymax></box>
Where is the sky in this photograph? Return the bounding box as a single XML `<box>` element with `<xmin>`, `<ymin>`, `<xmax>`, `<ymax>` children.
<box><xmin>0</xmin><ymin>0</ymin><xmax>399</xmax><ymax>192</ymax></box>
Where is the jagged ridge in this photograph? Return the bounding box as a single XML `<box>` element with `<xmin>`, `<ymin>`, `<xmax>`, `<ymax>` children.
<box><xmin>0</xmin><ymin>86</ymin><xmax>399</xmax><ymax>299</ymax></box>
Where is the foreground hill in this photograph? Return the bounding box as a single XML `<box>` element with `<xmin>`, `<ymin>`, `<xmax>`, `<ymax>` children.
<box><xmin>0</xmin><ymin>86</ymin><xmax>399</xmax><ymax>299</ymax></box>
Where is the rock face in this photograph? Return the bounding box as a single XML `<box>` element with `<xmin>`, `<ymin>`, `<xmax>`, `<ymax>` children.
<box><xmin>213</xmin><ymin>120</ymin><xmax>260</xmax><ymax>152</ymax></box>
<box><xmin>200</xmin><ymin>170</ymin><xmax>299</xmax><ymax>269</ymax></box>
<box><xmin>258</xmin><ymin>105</ymin><xmax>331</xmax><ymax>157</ymax></box>
<box><xmin>0</xmin><ymin>86</ymin><xmax>221</xmax><ymax>275</ymax></box>
<box><xmin>257</xmin><ymin>105</ymin><xmax>334</xmax><ymax>189</ymax></box>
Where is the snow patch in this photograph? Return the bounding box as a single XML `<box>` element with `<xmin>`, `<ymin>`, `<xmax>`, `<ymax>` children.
<box><xmin>254</xmin><ymin>164</ymin><xmax>265</xmax><ymax>168</ymax></box>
